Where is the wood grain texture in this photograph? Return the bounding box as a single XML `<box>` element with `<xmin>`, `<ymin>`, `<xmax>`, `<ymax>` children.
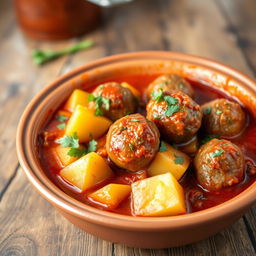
<box><xmin>0</xmin><ymin>0</ymin><xmax>255</xmax><ymax>255</ymax></box>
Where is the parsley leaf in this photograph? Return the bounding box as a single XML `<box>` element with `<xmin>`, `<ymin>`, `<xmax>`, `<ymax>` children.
<box><xmin>211</xmin><ymin>149</ymin><xmax>224</xmax><ymax>157</ymax></box>
<box><xmin>165</xmin><ymin>104</ymin><xmax>180</xmax><ymax>117</ymax></box>
<box><xmin>164</xmin><ymin>95</ymin><xmax>178</xmax><ymax>105</ymax></box>
<box><xmin>88</xmin><ymin>94</ymin><xmax>110</xmax><ymax>116</ymax></box>
<box><xmin>216</xmin><ymin>109</ymin><xmax>222</xmax><ymax>115</ymax></box>
<box><xmin>131</xmin><ymin>118</ymin><xmax>139</xmax><ymax>122</ymax></box>
<box><xmin>95</xmin><ymin>107</ymin><xmax>104</xmax><ymax>116</ymax></box>
<box><xmin>56</xmin><ymin>132</ymin><xmax>79</xmax><ymax>148</ymax></box>
<box><xmin>203</xmin><ymin>107</ymin><xmax>212</xmax><ymax>115</ymax></box>
<box><xmin>174</xmin><ymin>155</ymin><xmax>184</xmax><ymax>164</ymax></box>
<box><xmin>151</xmin><ymin>89</ymin><xmax>164</xmax><ymax>102</ymax></box>
<box><xmin>153</xmin><ymin>114</ymin><xmax>161</xmax><ymax>119</ymax></box>
<box><xmin>88</xmin><ymin>140</ymin><xmax>98</xmax><ymax>153</ymax></box>
<box><xmin>159</xmin><ymin>141</ymin><xmax>167</xmax><ymax>152</ymax></box>
<box><xmin>56</xmin><ymin>115</ymin><xmax>68</xmax><ymax>122</ymax></box>
<box><xmin>120</xmin><ymin>126</ymin><xmax>128</xmax><ymax>132</ymax></box>
<box><xmin>102</xmin><ymin>97</ymin><xmax>110</xmax><ymax>110</ymax></box>
<box><xmin>129</xmin><ymin>143</ymin><xmax>135</xmax><ymax>151</ymax></box>
<box><xmin>68</xmin><ymin>148</ymin><xmax>87</xmax><ymax>158</ymax></box>
<box><xmin>57</xmin><ymin>123</ymin><xmax>66</xmax><ymax>130</ymax></box>
<box><xmin>88</xmin><ymin>94</ymin><xmax>96</xmax><ymax>102</ymax></box>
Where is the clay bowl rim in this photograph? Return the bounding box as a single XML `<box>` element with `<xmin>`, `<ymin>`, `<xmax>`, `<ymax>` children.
<box><xmin>17</xmin><ymin>51</ymin><xmax>256</xmax><ymax>231</ymax></box>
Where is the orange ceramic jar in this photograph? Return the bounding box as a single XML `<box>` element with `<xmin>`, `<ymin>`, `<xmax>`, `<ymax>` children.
<box><xmin>14</xmin><ymin>0</ymin><xmax>101</xmax><ymax>40</ymax></box>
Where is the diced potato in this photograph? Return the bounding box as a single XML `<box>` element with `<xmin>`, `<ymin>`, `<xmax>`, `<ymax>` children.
<box><xmin>121</xmin><ymin>82</ymin><xmax>141</xmax><ymax>98</ymax></box>
<box><xmin>60</xmin><ymin>152</ymin><xmax>113</xmax><ymax>191</ymax></box>
<box><xmin>88</xmin><ymin>184</ymin><xmax>131</xmax><ymax>209</ymax></box>
<box><xmin>179</xmin><ymin>136</ymin><xmax>199</xmax><ymax>155</ymax></box>
<box><xmin>64</xmin><ymin>89</ymin><xmax>90</xmax><ymax>112</ymax></box>
<box><xmin>65</xmin><ymin>105</ymin><xmax>112</xmax><ymax>142</ymax></box>
<box><xmin>148</xmin><ymin>143</ymin><xmax>190</xmax><ymax>180</ymax></box>
<box><xmin>131</xmin><ymin>173</ymin><xmax>186</xmax><ymax>216</ymax></box>
<box><xmin>55</xmin><ymin>145</ymin><xmax>79</xmax><ymax>167</ymax></box>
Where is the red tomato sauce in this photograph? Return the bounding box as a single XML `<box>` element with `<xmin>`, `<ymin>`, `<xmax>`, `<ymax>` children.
<box><xmin>39</xmin><ymin>74</ymin><xmax>256</xmax><ymax>216</ymax></box>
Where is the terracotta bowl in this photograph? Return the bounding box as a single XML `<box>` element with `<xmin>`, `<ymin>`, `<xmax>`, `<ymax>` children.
<box><xmin>16</xmin><ymin>52</ymin><xmax>256</xmax><ymax>248</ymax></box>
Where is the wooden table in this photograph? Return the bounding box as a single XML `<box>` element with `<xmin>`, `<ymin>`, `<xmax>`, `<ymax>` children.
<box><xmin>1</xmin><ymin>0</ymin><xmax>255</xmax><ymax>255</ymax></box>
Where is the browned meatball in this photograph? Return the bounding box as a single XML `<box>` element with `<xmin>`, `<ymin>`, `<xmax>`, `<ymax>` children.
<box><xmin>106</xmin><ymin>114</ymin><xmax>160</xmax><ymax>172</ymax></box>
<box><xmin>90</xmin><ymin>82</ymin><xmax>137</xmax><ymax>121</ymax></box>
<box><xmin>202</xmin><ymin>99</ymin><xmax>246</xmax><ymax>137</ymax></box>
<box><xmin>146</xmin><ymin>90</ymin><xmax>202</xmax><ymax>143</ymax></box>
<box><xmin>146</xmin><ymin>74</ymin><xmax>194</xmax><ymax>100</ymax></box>
<box><xmin>194</xmin><ymin>139</ymin><xmax>244</xmax><ymax>191</ymax></box>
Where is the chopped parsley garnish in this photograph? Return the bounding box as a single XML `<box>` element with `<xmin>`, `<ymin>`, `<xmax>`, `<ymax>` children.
<box><xmin>57</xmin><ymin>123</ymin><xmax>66</xmax><ymax>130</ymax></box>
<box><xmin>88</xmin><ymin>94</ymin><xmax>110</xmax><ymax>116</ymax></box>
<box><xmin>153</xmin><ymin>114</ymin><xmax>161</xmax><ymax>119</ymax></box>
<box><xmin>68</xmin><ymin>148</ymin><xmax>87</xmax><ymax>158</ymax></box>
<box><xmin>211</xmin><ymin>149</ymin><xmax>224</xmax><ymax>158</ymax></box>
<box><xmin>166</xmin><ymin>104</ymin><xmax>180</xmax><ymax>117</ymax></box>
<box><xmin>159</xmin><ymin>141</ymin><xmax>167</xmax><ymax>152</ymax></box>
<box><xmin>216</xmin><ymin>109</ymin><xmax>222</xmax><ymax>115</ymax></box>
<box><xmin>56</xmin><ymin>132</ymin><xmax>98</xmax><ymax>158</ymax></box>
<box><xmin>174</xmin><ymin>155</ymin><xmax>184</xmax><ymax>164</ymax></box>
<box><xmin>164</xmin><ymin>95</ymin><xmax>178</xmax><ymax>105</ymax></box>
<box><xmin>88</xmin><ymin>94</ymin><xmax>95</xmax><ymax>101</ymax></box>
<box><xmin>131</xmin><ymin>118</ymin><xmax>139</xmax><ymax>122</ymax></box>
<box><xmin>87</xmin><ymin>139</ymin><xmax>98</xmax><ymax>153</ymax></box>
<box><xmin>57</xmin><ymin>132</ymin><xmax>79</xmax><ymax>148</ymax></box>
<box><xmin>120</xmin><ymin>126</ymin><xmax>128</xmax><ymax>132</ymax></box>
<box><xmin>56</xmin><ymin>115</ymin><xmax>68</xmax><ymax>122</ymax></box>
<box><xmin>203</xmin><ymin>107</ymin><xmax>212</xmax><ymax>115</ymax></box>
<box><xmin>152</xmin><ymin>89</ymin><xmax>180</xmax><ymax>117</ymax></box>
<box><xmin>201</xmin><ymin>135</ymin><xmax>219</xmax><ymax>144</ymax></box>
<box><xmin>151</xmin><ymin>89</ymin><xmax>164</xmax><ymax>102</ymax></box>
<box><xmin>129</xmin><ymin>143</ymin><xmax>135</xmax><ymax>151</ymax></box>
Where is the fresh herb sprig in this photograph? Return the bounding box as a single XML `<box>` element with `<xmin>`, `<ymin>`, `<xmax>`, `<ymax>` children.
<box><xmin>174</xmin><ymin>154</ymin><xmax>184</xmax><ymax>164</ymax></box>
<box><xmin>159</xmin><ymin>141</ymin><xmax>167</xmax><ymax>152</ymax></box>
<box><xmin>211</xmin><ymin>149</ymin><xmax>224</xmax><ymax>158</ymax></box>
<box><xmin>88</xmin><ymin>94</ymin><xmax>110</xmax><ymax>116</ymax></box>
<box><xmin>56</xmin><ymin>132</ymin><xmax>97</xmax><ymax>158</ymax></box>
<box><xmin>33</xmin><ymin>40</ymin><xmax>93</xmax><ymax>65</ymax></box>
<box><xmin>151</xmin><ymin>89</ymin><xmax>180</xmax><ymax>117</ymax></box>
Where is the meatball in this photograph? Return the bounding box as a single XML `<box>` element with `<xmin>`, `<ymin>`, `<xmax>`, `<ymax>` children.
<box><xmin>106</xmin><ymin>113</ymin><xmax>160</xmax><ymax>172</ymax></box>
<box><xmin>91</xmin><ymin>82</ymin><xmax>137</xmax><ymax>121</ymax></box>
<box><xmin>146</xmin><ymin>90</ymin><xmax>202</xmax><ymax>143</ymax></box>
<box><xmin>146</xmin><ymin>74</ymin><xmax>194</xmax><ymax>100</ymax></box>
<box><xmin>202</xmin><ymin>98</ymin><xmax>246</xmax><ymax>137</ymax></box>
<box><xmin>194</xmin><ymin>139</ymin><xmax>244</xmax><ymax>191</ymax></box>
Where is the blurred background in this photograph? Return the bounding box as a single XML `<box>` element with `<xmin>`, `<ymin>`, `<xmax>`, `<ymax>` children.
<box><xmin>0</xmin><ymin>0</ymin><xmax>256</xmax><ymax>255</ymax></box>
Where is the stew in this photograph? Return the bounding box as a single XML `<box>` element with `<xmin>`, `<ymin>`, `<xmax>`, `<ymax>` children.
<box><xmin>39</xmin><ymin>73</ymin><xmax>256</xmax><ymax>216</ymax></box>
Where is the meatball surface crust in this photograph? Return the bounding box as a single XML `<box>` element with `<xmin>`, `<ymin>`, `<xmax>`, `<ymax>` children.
<box><xmin>202</xmin><ymin>98</ymin><xmax>246</xmax><ymax>137</ymax></box>
<box><xmin>194</xmin><ymin>139</ymin><xmax>244</xmax><ymax>191</ymax></box>
<box><xmin>146</xmin><ymin>90</ymin><xmax>202</xmax><ymax>143</ymax></box>
<box><xmin>91</xmin><ymin>82</ymin><xmax>137</xmax><ymax>121</ymax></box>
<box><xmin>106</xmin><ymin>114</ymin><xmax>160</xmax><ymax>172</ymax></box>
<box><xmin>147</xmin><ymin>74</ymin><xmax>194</xmax><ymax>100</ymax></box>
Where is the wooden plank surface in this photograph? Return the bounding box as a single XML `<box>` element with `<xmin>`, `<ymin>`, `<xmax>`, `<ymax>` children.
<box><xmin>0</xmin><ymin>0</ymin><xmax>255</xmax><ymax>255</ymax></box>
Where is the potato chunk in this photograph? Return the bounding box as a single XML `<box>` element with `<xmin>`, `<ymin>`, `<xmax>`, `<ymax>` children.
<box><xmin>148</xmin><ymin>142</ymin><xmax>190</xmax><ymax>180</ymax></box>
<box><xmin>121</xmin><ymin>82</ymin><xmax>141</xmax><ymax>98</ymax></box>
<box><xmin>64</xmin><ymin>89</ymin><xmax>90</xmax><ymax>112</ymax></box>
<box><xmin>55</xmin><ymin>145</ymin><xmax>79</xmax><ymax>167</ymax></box>
<box><xmin>65</xmin><ymin>105</ymin><xmax>112</xmax><ymax>142</ymax></box>
<box><xmin>131</xmin><ymin>173</ymin><xmax>186</xmax><ymax>216</ymax></box>
<box><xmin>88</xmin><ymin>184</ymin><xmax>131</xmax><ymax>209</ymax></box>
<box><xmin>60</xmin><ymin>152</ymin><xmax>113</xmax><ymax>191</ymax></box>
